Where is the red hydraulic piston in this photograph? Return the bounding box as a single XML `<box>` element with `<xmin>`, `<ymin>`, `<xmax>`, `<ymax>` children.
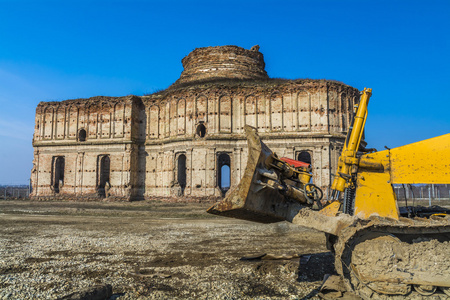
<box><xmin>280</xmin><ymin>157</ymin><xmax>310</xmax><ymax>168</ymax></box>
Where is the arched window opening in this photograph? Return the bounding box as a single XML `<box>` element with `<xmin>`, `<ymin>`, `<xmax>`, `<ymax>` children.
<box><xmin>297</xmin><ymin>151</ymin><xmax>311</xmax><ymax>165</ymax></box>
<box><xmin>78</xmin><ymin>129</ymin><xmax>86</xmax><ymax>142</ymax></box>
<box><xmin>196</xmin><ymin>123</ymin><xmax>206</xmax><ymax>138</ymax></box>
<box><xmin>98</xmin><ymin>155</ymin><xmax>110</xmax><ymax>198</ymax></box>
<box><xmin>52</xmin><ymin>156</ymin><xmax>65</xmax><ymax>193</ymax></box>
<box><xmin>217</xmin><ymin>153</ymin><xmax>231</xmax><ymax>196</ymax></box>
<box><xmin>177</xmin><ymin>154</ymin><xmax>187</xmax><ymax>194</ymax></box>
<box><xmin>221</xmin><ymin>165</ymin><xmax>230</xmax><ymax>188</ymax></box>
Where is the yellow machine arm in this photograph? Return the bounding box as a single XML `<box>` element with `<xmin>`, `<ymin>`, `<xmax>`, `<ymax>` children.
<box><xmin>330</xmin><ymin>88</ymin><xmax>372</xmax><ymax>201</ymax></box>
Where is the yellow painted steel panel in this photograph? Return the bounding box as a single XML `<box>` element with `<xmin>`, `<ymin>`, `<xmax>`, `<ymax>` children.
<box><xmin>354</xmin><ymin>170</ymin><xmax>400</xmax><ymax>219</ymax></box>
<box><xmin>319</xmin><ymin>201</ymin><xmax>341</xmax><ymax>217</ymax></box>
<box><xmin>388</xmin><ymin>133</ymin><xmax>450</xmax><ymax>184</ymax></box>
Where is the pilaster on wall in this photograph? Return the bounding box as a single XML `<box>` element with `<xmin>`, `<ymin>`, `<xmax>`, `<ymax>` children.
<box><xmin>137</xmin><ymin>147</ymin><xmax>147</xmax><ymax>198</ymax></box>
<box><xmin>186</xmin><ymin>148</ymin><xmax>193</xmax><ymax>196</ymax></box>
<box><xmin>232</xmin><ymin>147</ymin><xmax>242</xmax><ymax>187</ymax></box>
<box><xmin>206</xmin><ymin>148</ymin><xmax>216</xmax><ymax>196</ymax></box>
<box><xmin>30</xmin><ymin>150</ymin><xmax>40</xmax><ymax>197</ymax></box>
<box><xmin>75</xmin><ymin>151</ymin><xmax>84</xmax><ymax>194</ymax></box>
<box><xmin>127</xmin><ymin>144</ymin><xmax>141</xmax><ymax>200</ymax></box>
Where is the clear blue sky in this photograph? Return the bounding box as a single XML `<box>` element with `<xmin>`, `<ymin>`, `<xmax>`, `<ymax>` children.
<box><xmin>0</xmin><ymin>0</ymin><xmax>449</xmax><ymax>184</ymax></box>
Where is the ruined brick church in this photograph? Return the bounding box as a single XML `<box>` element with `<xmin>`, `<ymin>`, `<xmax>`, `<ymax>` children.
<box><xmin>30</xmin><ymin>45</ymin><xmax>360</xmax><ymax>201</ymax></box>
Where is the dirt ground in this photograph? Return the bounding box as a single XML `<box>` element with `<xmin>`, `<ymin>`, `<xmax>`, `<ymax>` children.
<box><xmin>0</xmin><ymin>199</ymin><xmax>334</xmax><ymax>299</ymax></box>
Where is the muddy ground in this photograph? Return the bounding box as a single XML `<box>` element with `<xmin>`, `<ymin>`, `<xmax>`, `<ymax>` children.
<box><xmin>0</xmin><ymin>199</ymin><xmax>335</xmax><ymax>299</ymax></box>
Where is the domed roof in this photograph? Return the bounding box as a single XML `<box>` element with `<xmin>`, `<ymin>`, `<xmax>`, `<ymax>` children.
<box><xmin>172</xmin><ymin>45</ymin><xmax>269</xmax><ymax>87</ymax></box>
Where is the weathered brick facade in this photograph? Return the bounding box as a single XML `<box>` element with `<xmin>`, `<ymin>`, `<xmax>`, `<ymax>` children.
<box><xmin>31</xmin><ymin>45</ymin><xmax>360</xmax><ymax>201</ymax></box>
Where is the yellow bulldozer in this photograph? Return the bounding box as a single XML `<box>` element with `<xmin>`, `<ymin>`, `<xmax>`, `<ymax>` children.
<box><xmin>208</xmin><ymin>88</ymin><xmax>450</xmax><ymax>299</ymax></box>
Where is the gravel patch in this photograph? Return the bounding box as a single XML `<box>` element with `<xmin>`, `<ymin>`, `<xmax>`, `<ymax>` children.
<box><xmin>0</xmin><ymin>200</ymin><xmax>332</xmax><ymax>299</ymax></box>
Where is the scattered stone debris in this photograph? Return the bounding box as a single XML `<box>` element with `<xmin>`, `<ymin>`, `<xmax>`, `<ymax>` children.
<box><xmin>58</xmin><ymin>284</ymin><xmax>112</xmax><ymax>300</ymax></box>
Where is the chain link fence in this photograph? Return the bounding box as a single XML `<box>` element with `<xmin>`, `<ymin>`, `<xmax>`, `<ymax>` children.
<box><xmin>1</xmin><ymin>184</ymin><xmax>449</xmax><ymax>206</ymax></box>
<box><xmin>394</xmin><ymin>184</ymin><xmax>450</xmax><ymax>207</ymax></box>
<box><xmin>0</xmin><ymin>185</ymin><xmax>31</xmax><ymax>199</ymax></box>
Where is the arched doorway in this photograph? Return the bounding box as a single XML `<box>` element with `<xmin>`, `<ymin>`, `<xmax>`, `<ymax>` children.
<box><xmin>217</xmin><ymin>153</ymin><xmax>231</xmax><ymax>196</ymax></box>
<box><xmin>52</xmin><ymin>156</ymin><xmax>65</xmax><ymax>193</ymax></box>
<box><xmin>98</xmin><ymin>155</ymin><xmax>110</xmax><ymax>198</ymax></box>
<box><xmin>177</xmin><ymin>154</ymin><xmax>187</xmax><ymax>194</ymax></box>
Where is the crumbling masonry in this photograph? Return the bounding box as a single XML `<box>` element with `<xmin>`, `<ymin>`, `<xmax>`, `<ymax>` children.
<box><xmin>30</xmin><ymin>45</ymin><xmax>360</xmax><ymax>201</ymax></box>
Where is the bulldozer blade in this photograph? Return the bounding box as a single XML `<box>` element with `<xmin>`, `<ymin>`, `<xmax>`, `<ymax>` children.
<box><xmin>207</xmin><ymin>125</ymin><xmax>305</xmax><ymax>223</ymax></box>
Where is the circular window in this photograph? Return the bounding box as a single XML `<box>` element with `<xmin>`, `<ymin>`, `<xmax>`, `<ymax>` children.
<box><xmin>196</xmin><ymin>124</ymin><xmax>206</xmax><ymax>138</ymax></box>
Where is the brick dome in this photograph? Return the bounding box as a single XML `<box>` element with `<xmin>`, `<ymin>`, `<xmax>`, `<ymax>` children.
<box><xmin>172</xmin><ymin>45</ymin><xmax>269</xmax><ymax>87</ymax></box>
